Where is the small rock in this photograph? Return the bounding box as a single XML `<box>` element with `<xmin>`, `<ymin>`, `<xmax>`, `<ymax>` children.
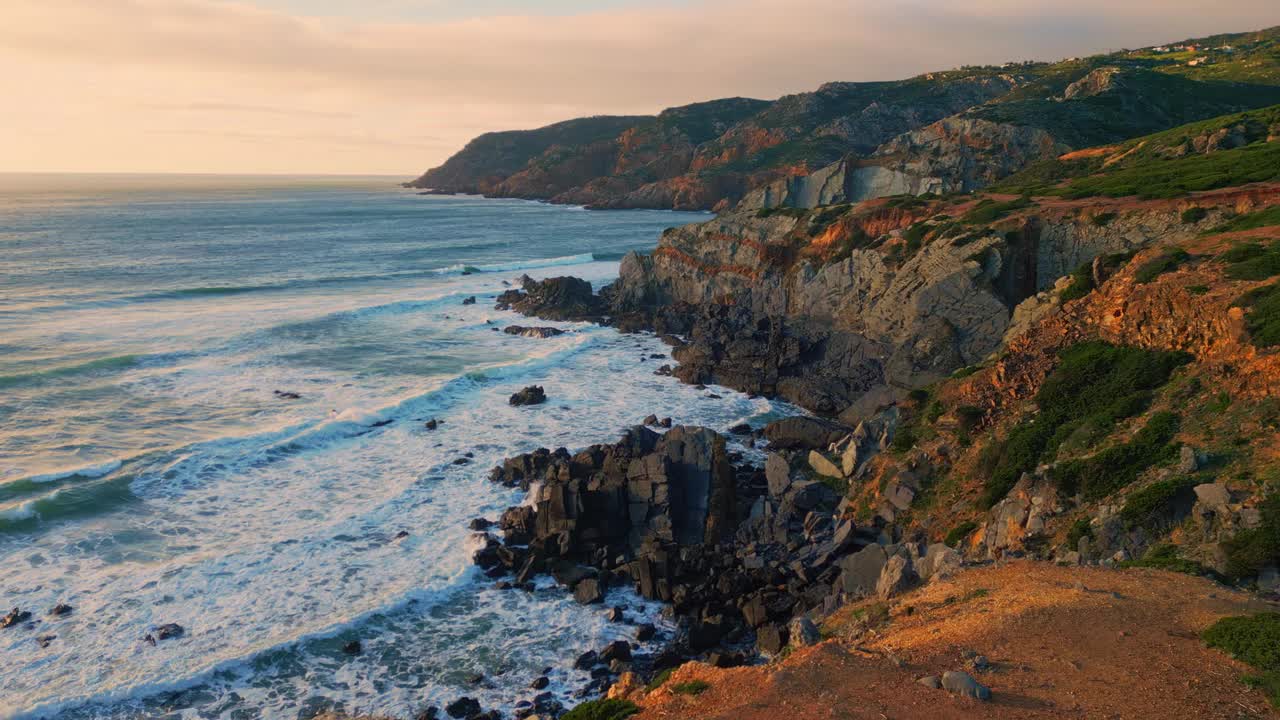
<box><xmin>272</xmin><ymin>390</ymin><xmax>302</xmax><ymax>400</ymax></box>
<box><xmin>728</xmin><ymin>423</ymin><xmax>752</xmax><ymax>435</ymax></box>
<box><xmin>642</xmin><ymin>414</ymin><xmax>659</xmax><ymax>427</ymax></box>
<box><xmin>789</xmin><ymin>617</ymin><xmax>821</xmax><ymax>647</ymax></box>
<box><xmin>658</xmin><ymin>417</ymin><xmax>673</xmax><ymax>428</ymax></box>
<box><xmin>942</xmin><ymin>670</ymin><xmax>991</xmax><ymax>700</ymax></box>
<box><xmin>574</xmin><ymin>650</ymin><xmax>598</xmax><ymax>670</ymax></box>
<box><xmin>469</xmin><ymin>518</ymin><xmax>493</xmax><ymax>531</ymax></box>
<box><xmin>462</xmin><ymin>296</ymin><xmax>477</xmax><ymax>305</ymax></box>
<box><xmin>464</xmin><ymin>672</ymin><xmax>484</xmax><ymax>685</ymax></box>
<box><xmin>36</xmin><ymin>635</ymin><xmax>55</xmax><ymax>648</ymax></box>
<box><xmin>453</xmin><ymin>457</ymin><xmax>471</xmax><ymax>465</ymax></box>
<box><xmin>636</xmin><ymin>624</ymin><xmax>656</xmax><ymax>642</ymax></box>
<box><xmin>343</xmin><ymin>640</ymin><xmax>362</xmax><ymax>655</ymax></box>
<box><xmin>606</xmin><ymin>607</ymin><xmax>625</xmax><ymax>622</ymax></box>
<box><xmin>2</xmin><ymin>608</ymin><xmax>32</xmax><ymax>629</ymax></box>
<box><xmin>599</xmin><ymin>640</ymin><xmax>631</xmax><ymax>663</ymax></box>
<box><xmin>509</xmin><ymin>386</ymin><xmax>548</xmax><ymax>407</ymax></box>
<box><xmin>918</xmin><ymin>675</ymin><xmax>942</xmax><ymax>689</ymax></box>
<box><xmin>153</xmin><ymin>623</ymin><xmax>184</xmax><ymax>641</ymax></box>
<box><xmin>48</xmin><ymin>604</ymin><xmax>73</xmax><ymax>617</ymax></box>
<box><xmin>573</xmin><ymin>578</ymin><xmax>603</xmax><ymax>605</ymax></box>
<box><xmin>425</xmin><ymin>419</ymin><xmax>440</xmax><ymax>430</ymax></box>
<box><xmin>530</xmin><ymin>676</ymin><xmax>550</xmax><ymax>690</ymax></box>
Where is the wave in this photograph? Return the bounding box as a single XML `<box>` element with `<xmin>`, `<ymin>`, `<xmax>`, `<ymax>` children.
<box><xmin>0</xmin><ymin>473</ymin><xmax>137</xmax><ymax>532</ymax></box>
<box><xmin>0</xmin><ymin>354</ymin><xmax>155</xmax><ymax>390</ymax></box>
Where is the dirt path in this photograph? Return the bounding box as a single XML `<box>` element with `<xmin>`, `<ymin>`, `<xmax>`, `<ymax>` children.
<box><xmin>632</xmin><ymin>562</ymin><xmax>1280</xmax><ymax>720</ymax></box>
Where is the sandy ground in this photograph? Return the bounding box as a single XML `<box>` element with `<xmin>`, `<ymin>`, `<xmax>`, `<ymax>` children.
<box><xmin>633</xmin><ymin>561</ymin><xmax>1280</xmax><ymax>720</ymax></box>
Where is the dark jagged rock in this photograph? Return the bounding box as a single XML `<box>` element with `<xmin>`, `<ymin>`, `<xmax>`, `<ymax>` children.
<box><xmin>462</xmin><ymin>296</ymin><xmax>477</xmax><ymax>305</ymax></box>
<box><xmin>153</xmin><ymin>623</ymin><xmax>184</xmax><ymax>641</ymax></box>
<box><xmin>425</xmin><ymin>419</ymin><xmax>440</xmax><ymax>430</ymax></box>
<box><xmin>599</xmin><ymin>640</ymin><xmax>632</xmax><ymax>663</ymax></box>
<box><xmin>503</xmin><ymin>325</ymin><xmax>566</xmax><ymax>339</ymax></box>
<box><xmin>495</xmin><ymin>276</ymin><xmax>604</xmax><ymax>322</ymax></box>
<box><xmin>36</xmin><ymin>635</ymin><xmax>56</xmax><ymax>648</ymax></box>
<box><xmin>48</xmin><ymin>603</ymin><xmax>72</xmax><ymax>617</ymax></box>
<box><xmin>2</xmin><ymin>608</ymin><xmax>31</xmax><ymax>629</ymax></box>
<box><xmin>636</xmin><ymin>623</ymin><xmax>657</xmax><ymax>642</ymax></box>
<box><xmin>272</xmin><ymin>390</ymin><xmax>302</xmax><ymax>400</ymax></box>
<box><xmin>445</xmin><ymin>697</ymin><xmax>481</xmax><ymax>719</ymax></box>
<box><xmin>509</xmin><ymin>386</ymin><xmax>547</xmax><ymax>406</ymax></box>
<box><xmin>342</xmin><ymin>640</ymin><xmax>362</xmax><ymax>655</ymax></box>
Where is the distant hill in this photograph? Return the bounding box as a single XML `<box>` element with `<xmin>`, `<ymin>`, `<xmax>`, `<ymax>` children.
<box><xmin>406</xmin><ymin>25</ymin><xmax>1280</xmax><ymax>211</ymax></box>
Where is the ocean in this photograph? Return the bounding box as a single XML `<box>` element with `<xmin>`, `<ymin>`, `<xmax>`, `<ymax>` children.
<box><xmin>0</xmin><ymin>174</ymin><xmax>788</xmax><ymax>719</ymax></box>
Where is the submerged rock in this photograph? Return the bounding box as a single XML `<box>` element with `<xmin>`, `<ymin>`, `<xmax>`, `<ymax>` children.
<box><xmin>2</xmin><ymin>608</ymin><xmax>31</xmax><ymax>629</ymax></box>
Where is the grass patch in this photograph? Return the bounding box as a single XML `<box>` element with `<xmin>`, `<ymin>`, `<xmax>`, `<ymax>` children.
<box><xmin>1203</xmin><ymin>613</ymin><xmax>1280</xmax><ymax>708</ymax></box>
<box><xmin>1220</xmin><ymin>240</ymin><xmax>1280</xmax><ymax>281</ymax></box>
<box><xmin>945</xmin><ymin>521</ymin><xmax>979</xmax><ymax>548</ymax></box>
<box><xmin>1134</xmin><ymin>248</ymin><xmax>1191</xmax><ymax>284</ymax></box>
<box><xmin>1052</xmin><ymin>411</ymin><xmax>1181</xmax><ymax>501</ymax></box>
<box><xmin>561</xmin><ymin>699</ymin><xmax>639</xmax><ymax>720</ymax></box>
<box><xmin>979</xmin><ymin>342</ymin><xmax>1190</xmax><ymax>507</ymax></box>
<box><xmin>756</xmin><ymin>206</ymin><xmax>808</xmax><ymax>219</ymax></box>
<box><xmin>670</xmin><ymin>680</ymin><xmax>710</xmax><ymax>696</ymax></box>
<box><xmin>1222</xmin><ymin>493</ymin><xmax>1280</xmax><ymax>580</ymax></box>
<box><xmin>1234</xmin><ymin>282</ymin><xmax>1280</xmax><ymax>347</ymax></box>
<box><xmin>961</xmin><ymin>196</ymin><xmax>1033</xmax><ymax>224</ymax></box>
<box><xmin>1210</xmin><ymin>205</ymin><xmax>1280</xmax><ymax>234</ymax></box>
<box><xmin>644</xmin><ymin>668</ymin><xmax>675</xmax><ymax>693</ymax></box>
<box><xmin>1188</xmin><ymin>284</ymin><xmax>1210</xmax><ymax>295</ymax></box>
<box><xmin>1119</xmin><ymin>543</ymin><xmax>1208</xmax><ymax>576</ymax></box>
<box><xmin>1119</xmin><ymin>476</ymin><xmax>1198</xmax><ymax>531</ymax></box>
<box><xmin>1055</xmin><ymin>141</ymin><xmax>1280</xmax><ymax>200</ymax></box>
<box><xmin>1060</xmin><ymin>253</ymin><xmax>1134</xmax><ymax>302</ymax></box>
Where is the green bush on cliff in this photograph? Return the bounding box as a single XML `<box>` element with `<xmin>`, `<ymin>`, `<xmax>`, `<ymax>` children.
<box><xmin>1234</xmin><ymin>282</ymin><xmax>1280</xmax><ymax>347</ymax></box>
<box><xmin>1211</xmin><ymin>206</ymin><xmax>1280</xmax><ymax>235</ymax></box>
<box><xmin>1220</xmin><ymin>240</ymin><xmax>1280</xmax><ymax>281</ymax></box>
<box><xmin>1203</xmin><ymin>613</ymin><xmax>1280</xmax><ymax>708</ymax></box>
<box><xmin>1119</xmin><ymin>475</ymin><xmax>1199</xmax><ymax>531</ymax></box>
<box><xmin>979</xmin><ymin>342</ymin><xmax>1190</xmax><ymax>507</ymax></box>
<box><xmin>1134</xmin><ymin>248</ymin><xmax>1191</xmax><ymax>283</ymax></box>
<box><xmin>670</xmin><ymin>680</ymin><xmax>710</xmax><ymax>696</ymax></box>
<box><xmin>561</xmin><ymin>699</ymin><xmax>639</xmax><ymax>720</ymax></box>
<box><xmin>945</xmin><ymin>520</ymin><xmax>979</xmax><ymax>548</ymax></box>
<box><xmin>1181</xmin><ymin>206</ymin><xmax>1209</xmax><ymax>224</ymax></box>
<box><xmin>961</xmin><ymin>196</ymin><xmax>1033</xmax><ymax>224</ymax></box>
<box><xmin>1222</xmin><ymin>493</ymin><xmax>1280</xmax><ymax>580</ymax></box>
<box><xmin>1065</xmin><ymin>518</ymin><xmax>1094</xmax><ymax>550</ymax></box>
<box><xmin>1119</xmin><ymin>543</ymin><xmax>1208</xmax><ymax>576</ymax></box>
<box><xmin>1059</xmin><ymin>262</ymin><xmax>1097</xmax><ymax>303</ymax></box>
<box><xmin>1053</xmin><ymin>411</ymin><xmax>1181</xmax><ymax>501</ymax></box>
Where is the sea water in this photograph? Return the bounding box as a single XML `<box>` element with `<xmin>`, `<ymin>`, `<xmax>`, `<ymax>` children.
<box><xmin>0</xmin><ymin>175</ymin><xmax>790</xmax><ymax>719</ymax></box>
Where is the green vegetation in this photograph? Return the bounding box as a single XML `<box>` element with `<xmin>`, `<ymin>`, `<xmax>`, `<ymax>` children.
<box><xmin>1219</xmin><ymin>240</ymin><xmax>1280</xmax><ymax>281</ymax></box>
<box><xmin>961</xmin><ymin>197</ymin><xmax>1033</xmax><ymax>224</ymax></box>
<box><xmin>1203</xmin><ymin>613</ymin><xmax>1280</xmax><ymax>708</ymax></box>
<box><xmin>979</xmin><ymin>342</ymin><xmax>1190</xmax><ymax>507</ymax></box>
<box><xmin>645</xmin><ymin>668</ymin><xmax>675</xmax><ymax>693</ymax></box>
<box><xmin>1119</xmin><ymin>476</ymin><xmax>1198</xmax><ymax>531</ymax></box>
<box><xmin>1053</xmin><ymin>411</ymin><xmax>1181</xmax><ymax>501</ymax></box>
<box><xmin>1222</xmin><ymin>493</ymin><xmax>1280</xmax><ymax>580</ymax></box>
<box><xmin>1235</xmin><ymin>282</ymin><xmax>1280</xmax><ymax>347</ymax></box>
<box><xmin>561</xmin><ymin>699</ymin><xmax>639</xmax><ymax>720</ymax></box>
<box><xmin>1181</xmin><ymin>206</ymin><xmax>1209</xmax><ymax>224</ymax></box>
<box><xmin>945</xmin><ymin>521</ymin><xmax>979</xmax><ymax>548</ymax></box>
<box><xmin>1065</xmin><ymin>518</ymin><xmax>1094</xmax><ymax>550</ymax></box>
<box><xmin>670</xmin><ymin>680</ymin><xmax>710</xmax><ymax>696</ymax></box>
<box><xmin>1211</xmin><ymin>206</ymin><xmax>1280</xmax><ymax>234</ymax></box>
<box><xmin>1134</xmin><ymin>249</ymin><xmax>1191</xmax><ymax>283</ymax></box>
<box><xmin>1188</xmin><ymin>284</ymin><xmax>1210</xmax><ymax>295</ymax></box>
<box><xmin>1060</xmin><ymin>262</ymin><xmax>1097</xmax><ymax>303</ymax></box>
<box><xmin>1062</xmin><ymin>142</ymin><xmax>1279</xmax><ymax>199</ymax></box>
<box><xmin>1119</xmin><ymin>543</ymin><xmax>1208</xmax><ymax>576</ymax></box>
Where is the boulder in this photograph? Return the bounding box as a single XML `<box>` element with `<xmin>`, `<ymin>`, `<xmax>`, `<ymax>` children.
<box><xmin>789</xmin><ymin>617</ymin><xmax>821</xmax><ymax>647</ymax></box>
<box><xmin>445</xmin><ymin>697</ymin><xmax>481</xmax><ymax>719</ymax></box>
<box><xmin>756</xmin><ymin>623</ymin><xmax>789</xmax><ymax>654</ymax></box>
<box><xmin>509</xmin><ymin>385</ymin><xmax>548</xmax><ymax>406</ymax></box>
<box><xmin>573</xmin><ymin>577</ymin><xmax>604</xmax><ymax>604</ymax></box>
<box><xmin>765</xmin><ymin>453</ymin><xmax>792</xmax><ymax>497</ymax></box>
<box><xmin>599</xmin><ymin>640</ymin><xmax>632</xmax><ymax>663</ymax></box>
<box><xmin>763</xmin><ymin>417</ymin><xmax>850</xmax><ymax>451</ymax></box>
<box><xmin>837</xmin><ymin>545</ymin><xmax>888</xmax><ymax>597</ymax></box>
<box><xmin>808</xmin><ymin>450</ymin><xmax>842</xmax><ymax>479</ymax></box>
<box><xmin>876</xmin><ymin>553</ymin><xmax>917</xmax><ymax>600</ymax></box>
<box><xmin>1194</xmin><ymin>483</ymin><xmax>1232</xmax><ymax>508</ymax></box>
<box><xmin>941</xmin><ymin>670</ymin><xmax>991</xmax><ymax>700</ymax></box>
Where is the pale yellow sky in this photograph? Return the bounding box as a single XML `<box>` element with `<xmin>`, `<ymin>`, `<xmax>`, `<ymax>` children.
<box><xmin>1</xmin><ymin>0</ymin><xmax>1275</xmax><ymax>176</ymax></box>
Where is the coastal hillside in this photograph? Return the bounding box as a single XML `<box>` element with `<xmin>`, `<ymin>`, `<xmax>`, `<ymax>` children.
<box><xmin>455</xmin><ymin>99</ymin><xmax>1280</xmax><ymax>720</ymax></box>
<box><xmin>408</xmin><ymin>26</ymin><xmax>1280</xmax><ymax>210</ymax></box>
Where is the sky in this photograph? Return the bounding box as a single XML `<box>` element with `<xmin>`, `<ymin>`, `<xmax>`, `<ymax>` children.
<box><xmin>1</xmin><ymin>0</ymin><xmax>1276</xmax><ymax>176</ymax></box>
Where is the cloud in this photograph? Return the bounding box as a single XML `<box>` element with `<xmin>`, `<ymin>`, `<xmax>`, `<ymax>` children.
<box><xmin>1</xmin><ymin>0</ymin><xmax>1276</xmax><ymax>173</ymax></box>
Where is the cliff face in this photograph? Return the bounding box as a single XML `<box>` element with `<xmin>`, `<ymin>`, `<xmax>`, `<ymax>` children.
<box><xmin>408</xmin><ymin>27</ymin><xmax>1280</xmax><ymax>210</ymax></box>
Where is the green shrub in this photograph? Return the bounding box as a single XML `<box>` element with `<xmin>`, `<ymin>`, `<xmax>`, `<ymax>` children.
<box><xmin>1091</xmin><ymin>211</ymin><xmax>1118</xmax><ymax>227</ymax></box>
<box><xmin>890</xmin><ymin>427</ymin><xmax>918</xmax><ymax>453</ymax></box>
<box><xmin>756</xmin><ymin>206</ymin><xmax>808</xmax><ymax>219</ymax></box>
<box><xmin>1222</xmin><ymin>241</ymin><xmax>1280</xmax><ymax>281</ymax></box>
<box><xmin>961</xmin><ymin>196</ymin><xmax>1033</xmax><ymax>224</ymax></box>
<box><xmin>1053</xmin><ymin>411</ymin><xmax>1181</xmax><ymax>501</ymax></box>
<box><xmin>1065</xmin><ymin>518</ymin><xmax>1094</xmax><ymax>550</ymax></box>
<box><xmin>1055</xmin><ymin>141</ymin><xmax>1280</xmax><ymax>200</ymax></box>
<box><xmin>1119</xmin><ymin>543</ymin><xmax>1207</xmax><ymax>575</ymax></box>
<box><xmin>1119</xmin><ymin>476</ymin><xmax>1198</xmax><ymax>531</ymax></box>
<box><xmin>670</xmin><ymin>680</ymin><xmax>710</xmax><ymax>696</ymax></box>
<box><xmin>1059</xmin><ymin>262</ymin><xmax>1096</xmax><ymax>303</ymax></box>
<box><xmin>644</xmin><ymin>668</ymin><xmax>675</xmax><ymax>693</ymax></box>
<box><xmin>1210</xmin><ymin>206</ymin><xmax>1280</xmax><ymax>234</ymax></box>
<box><xmin>1181</xmin><ymin>206</ymin><xmax>1208</xmax><ymax>224</ymax></box>
<box><xmin>1235</xmin><ymin>282</ymin><xmax>1280</xmax><ymax>347</ymax></box>
<box><xmin>1222</xmin><ymin>494</ymin><xmax>1280</xmax><ymax>580</ymax></box>
<box><xmin>945</xmin><ymin>521</ymin><xmax>979</xmax><ymax>548</ymax></box>
<box><xmin>561</xmin><ymin>699</ymin><xmax>639</xmax><ymax>720</ymax></box>
<box><xmin>1134</xmin><ymin>248</ymin><xmax>1191</xmax><ymax>284</ymax></box>
<box><xmin>1187</xmin><ymin>284</ymin><xmax>1210</xmax><ymax>295</ymax></box>
<box><xmin>1203</xmin><ymin>613</ymin><xmax>1280</xmax><ymax>707</ymax></box>
<box><xmin>979</xmin><ymin>343</ymin><xmax>1190</xmax><ymax>506</ymax></box>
